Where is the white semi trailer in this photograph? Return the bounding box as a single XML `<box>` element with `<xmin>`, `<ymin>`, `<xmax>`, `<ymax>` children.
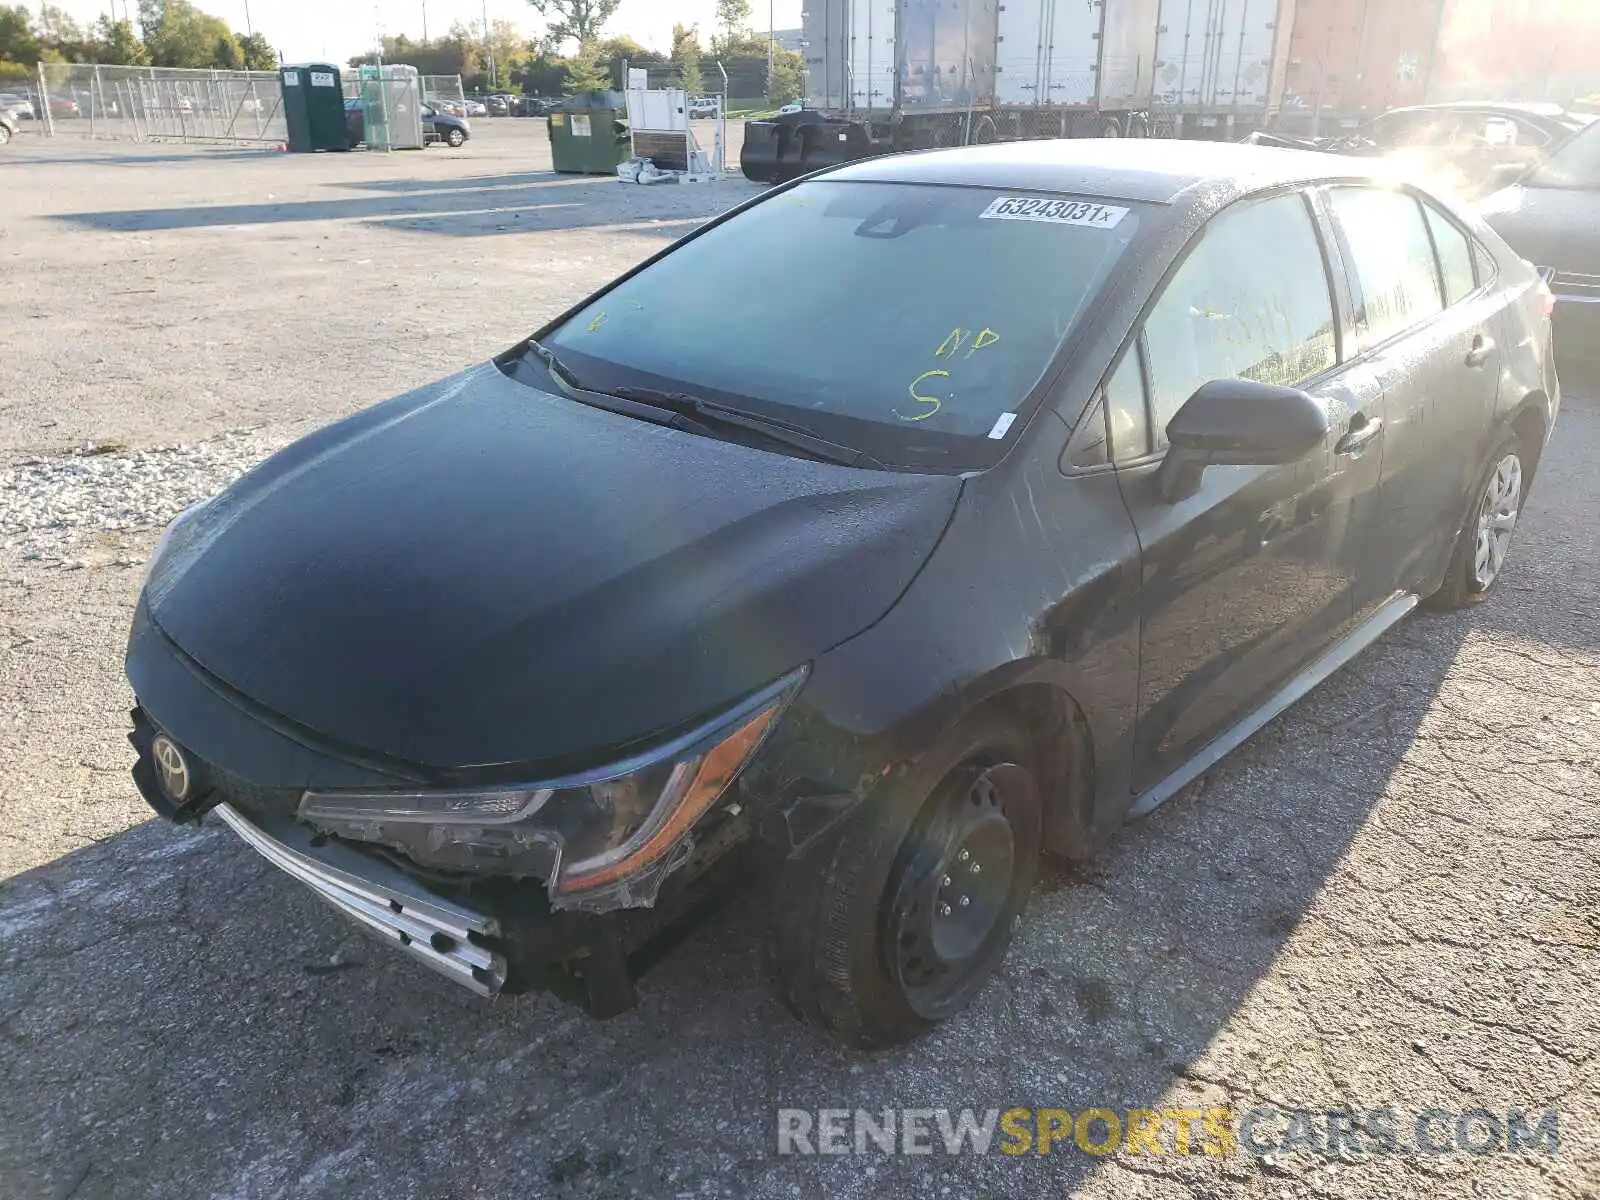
<box><xmin>742</xmin><ymin>0</ymin><xmax>1297</xmax><ymax>182</ymax></box>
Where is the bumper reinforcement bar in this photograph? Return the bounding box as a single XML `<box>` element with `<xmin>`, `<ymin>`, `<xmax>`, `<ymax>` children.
<box><xmin>214</xmin><ymin>802</ymin><xmax>507</xmax><ymax>997</ymax></box>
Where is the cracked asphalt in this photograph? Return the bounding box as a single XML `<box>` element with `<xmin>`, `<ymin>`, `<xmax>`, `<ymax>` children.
<box><xmin>2</xmin><ymin>126</ymin><xmax>1597</xmax><ymax>1200</ymax></box>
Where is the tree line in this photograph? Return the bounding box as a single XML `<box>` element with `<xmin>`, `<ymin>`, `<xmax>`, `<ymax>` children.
<box><xmin>0</xmin><ymin>1</ymin><xmax>277</xmax><ymax>81</ymax></box>
<box><xmin>349</xmin><ymin>0</ymin><xmax>802</xmax><ymax>103</ymax></box>
<box><xmin>1</xmin><ymin>0</ymin><xmax>804</xmax><ymax>104</ymax></box>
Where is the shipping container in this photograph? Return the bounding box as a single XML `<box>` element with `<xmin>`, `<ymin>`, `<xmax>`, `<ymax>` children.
<box><xmin>803</xmin><ymin>0</ymin><xmax>897</xmax><ymax>114</ymax></box>
<box><xmin>1282</xmin><ymin>0</ymin><xmax>1600</xmax><ymax>130</ymax></box>
<box><xmin>1152</xmin><ymin>0</ymin><xmax>1294</xmax><ymax>116</ymax></box>
<box><xmin>992</xmin><ymin>0</ymin><xmax>1160</xmax><ymax>111</ymax></box>
<box><xmin>899</xmin><ymin>0</ymin><xmax>1001</xmax><ymax>113</ymax></box>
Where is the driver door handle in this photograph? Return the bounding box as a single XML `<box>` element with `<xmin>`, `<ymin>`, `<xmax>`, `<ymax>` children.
<box><xmin>1335</xmin><ymin>413</ymin><xmax>1383</xmax><ymax>456</ymax></box>
<box><xmin>1465</xmin><ymin>334</ymin><xmax>1496</xmax><ymax>368</ymax></box>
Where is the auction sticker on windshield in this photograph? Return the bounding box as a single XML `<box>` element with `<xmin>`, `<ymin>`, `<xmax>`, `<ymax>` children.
<box><xmin>980</xmin><ymin>197</ymin><xmax>1129</xmax><ymax>228</ymax></box>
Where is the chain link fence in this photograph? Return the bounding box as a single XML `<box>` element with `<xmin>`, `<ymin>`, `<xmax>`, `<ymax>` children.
<box><xmin>421</xmin><ymin>75</ymin><xmax>466</xmax><ymax>116</ymax></box>
<box><xmin>34</xmin><ymin>63</ymin><xmax>286</xmax><ymax>144</ymax></box>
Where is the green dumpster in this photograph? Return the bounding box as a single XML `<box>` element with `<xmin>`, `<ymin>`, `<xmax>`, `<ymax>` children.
<box><xmin>548</xmin><ymin>91</ymin><xmax>630</xmax><ymax>174</ymax></box>
<box><xmin>280</xmin><ymin>63</ymin><xmax>347</xmax><ymax>152</ymax></box>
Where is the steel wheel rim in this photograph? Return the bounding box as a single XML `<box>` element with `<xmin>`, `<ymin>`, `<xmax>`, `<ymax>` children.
<box><xmin>884</xmin><ymin>766</ymin><xmax>1020</xmax><ymax>1016</ymax></box>
<box><xmin>1473</xmin><ymin>452</ymin><xmax>1522</xmax><ymax>590</ymax></box>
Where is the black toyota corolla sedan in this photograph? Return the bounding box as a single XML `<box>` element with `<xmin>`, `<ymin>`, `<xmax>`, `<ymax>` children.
<box><xmin>126</xmin><ymin>140</ymin><xmax>1558</xmax><ymax>1047</ymax></box>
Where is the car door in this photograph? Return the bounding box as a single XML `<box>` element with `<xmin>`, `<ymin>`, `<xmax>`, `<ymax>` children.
<box><xmin>1325</xmin><ymin>186</ymin><xmax>1500</xmax><ymax>604</ymax></box>
<box><xmin>1114</xmin><ymin>190</ymin><xmax>1386</xmax><ymax>791</ymax></box>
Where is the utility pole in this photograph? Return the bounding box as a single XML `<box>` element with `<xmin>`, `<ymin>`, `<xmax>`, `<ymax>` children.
<box><xmin>767</xmin><ymin>0</ymin><xmax>774</xmax><ymax>95</ymax></box>
<box><xmin>243</xmin><ymin>0</ymin><xmax>252</xmax><ymax>37</ymax></box>
<box><xmin>482</xmin><ymin>0</ymin><xmax>494</xmax><ymax>90</ymax></box>
<box><xmin>422</xmin><ymin>0</ymin><xmax>428</xmax><ymax>42</ymax></box>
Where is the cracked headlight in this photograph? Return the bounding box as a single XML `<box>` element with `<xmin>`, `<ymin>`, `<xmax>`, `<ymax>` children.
<box><xmin>298</xmin><ymin>669</ymin><xmax>803</xmax><ymax>909</ymax></box>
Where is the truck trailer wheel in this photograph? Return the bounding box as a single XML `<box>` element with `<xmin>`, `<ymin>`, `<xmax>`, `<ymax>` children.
<box><xmin>768</xmin><ymin>710</ymin><xmax>1043</xmax><ymax>1048</ymax></box>
<box><xmin>1125</xmin><ymin>113</ymin><xmax>1150</xmax><ymax>138</ymax></box>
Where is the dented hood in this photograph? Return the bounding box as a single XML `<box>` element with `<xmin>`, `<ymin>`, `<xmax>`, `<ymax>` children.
<box><xmin>144</xmin><ymin>365</ymin><xmax>960</xmax><ymax>771</ymax></box>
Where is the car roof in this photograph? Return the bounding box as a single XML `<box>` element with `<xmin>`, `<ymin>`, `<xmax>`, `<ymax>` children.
<box><xmin>824</xmin><ymin>138</ymin><xmax>1389</xmax><ymax>205</ymax></box>
<box><xmin>1382</xmin><ymin>101</ymin><xmax>1574</xmax><ymax>122</ymax></box>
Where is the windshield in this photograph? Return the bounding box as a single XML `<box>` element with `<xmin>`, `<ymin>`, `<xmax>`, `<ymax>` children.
<box><xmin>1534</xmin><ymin>119</ymin><xmax>1600</xmax><ymax>188</ymax></box>
<box><xmin>541</xmin><ymin>180</ymin><xmax>1142</xmax><ymax>464</ymax></box>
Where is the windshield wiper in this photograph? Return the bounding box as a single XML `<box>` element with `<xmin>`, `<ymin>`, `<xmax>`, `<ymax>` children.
<box><xmin>524</xmin><ymin>339</ymin><xmax>588</xmax><ymax>393</ymax></box>
<box><xmin>603</xmin><ymin>385</ymin><xmax>886</xmax><ymax>469</ymax></box>
<box><xmin>522</xmin><ymin>344</ymin><xmax>884</xmax><ymax>468</ymax></box>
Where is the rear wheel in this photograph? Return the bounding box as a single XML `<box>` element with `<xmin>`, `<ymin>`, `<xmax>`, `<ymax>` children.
<box><xmin>1428</xmin><ymin>430</ymin><xmax>1525</xmax><ymax>609</ymax></box>
<box><xmin>768</xmin><ymin>710</ymin><xmax>1043</xmax><ymax>1048</ymax></box>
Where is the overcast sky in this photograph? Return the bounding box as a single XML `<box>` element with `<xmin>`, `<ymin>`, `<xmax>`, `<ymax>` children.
<box><xmin>54</xmin><ymin>0</ymin><xmax>805</xmax><ymax>64</ymax></box>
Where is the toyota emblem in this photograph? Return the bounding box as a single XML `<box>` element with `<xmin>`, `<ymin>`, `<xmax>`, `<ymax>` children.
<box><xmin>151</xmin><ymin>734</ymin><xmax>191</xmax><ymax>802</ymax></box>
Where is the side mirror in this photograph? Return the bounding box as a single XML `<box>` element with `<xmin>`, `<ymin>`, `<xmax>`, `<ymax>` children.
<box><xmin>1156</xmin><ymin>378</ymin><xmax>1329</xmax><ymax>503</ymax></box>
<box><xmin>1488</xmin><ymin>160</ymin><xmax>1530</xmax><ymax>189</ymax></box>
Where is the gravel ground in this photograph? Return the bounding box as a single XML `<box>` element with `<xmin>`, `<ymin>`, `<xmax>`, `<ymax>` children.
<box><xmin>1</xmin><ymin>126</ymin><xmax>1597</xmax><ymax>1200</ymax></box>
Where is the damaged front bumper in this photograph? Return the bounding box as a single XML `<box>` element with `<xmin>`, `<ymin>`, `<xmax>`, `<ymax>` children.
<box><xmin>212</xmin><ymin>801</ymin><xmax>508</xmax><ymax>996</ymax></box>
<box><xmin>126</xmin><ymin>702</ymin><xmax>760</xmax><ymax>1015</ymax></box>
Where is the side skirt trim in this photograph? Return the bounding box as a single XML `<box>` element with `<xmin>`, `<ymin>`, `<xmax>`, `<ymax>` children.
<box><xmin>1127</xmin><ymin>592</ymin><xmax>1419</xmax><ymax>820</ymax></box>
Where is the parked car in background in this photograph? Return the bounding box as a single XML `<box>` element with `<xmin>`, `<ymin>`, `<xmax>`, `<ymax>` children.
<box><xmin>0</xmin><ymin>110</ymin><xmax>16</xmax><ymax>144</ymax></box>
<box><xmin>343</xmin><ymin>98</ymin><xmax>471</xmax><ymax>149</ymax></box>
<box><xmin>1482</xmin><ymin>116</ymin><xmax>1600</xmax><ymax>386</ymax></box>
<box><xmin>124</xmin><ymin>140</ymin><xmax>1557</xmax><ymax>1047</ymax></box>
<box><xmin>688</xmin><ymin>95</ymin><xmax>720</xmax><ymax>119</ymax></box>
<box><xmin>0</xmin><ymin>92</ymin><xmax>34</xmax><ymax>120</ymax></box>
<box><xmin>464</xmin><ymin>98</ymin><xmax>487</xmax><ymax>117</ymax></box>
<box><xmin>776</xmin><ymin>101</ymin><xmax>804</xmax><ymax>115</ymax></box>
<box><xmin>1328</xmin><ymin>102</ymin><xmax>1593</xmax><ymax>197</ymax></box>
<box><xmin>485</xmin><ymin>94</ymin><xmax>511</xmax><ymax>116</ymax></box>
<box><xmin>47</xmin><ymin>95</ymin><xmax>80</xmax><ymax>119</ymax></box>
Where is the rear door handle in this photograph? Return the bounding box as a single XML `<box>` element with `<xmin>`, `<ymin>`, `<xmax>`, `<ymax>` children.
<box><xmin>1335</xmin><ymin>413</ymin><xmax>1383</xmax><ymax>456</ymax></box>
<box><xmin>1465</xmin><ymin>334</ymin><xmax>1496</xmax><ymax>368</ymax></box>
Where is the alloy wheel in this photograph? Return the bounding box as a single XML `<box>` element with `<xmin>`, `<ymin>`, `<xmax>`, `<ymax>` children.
<box><xmin>1473</xmin><ymin>452</ymin><xmax>1522</xmax><ymax>590</ymax></box>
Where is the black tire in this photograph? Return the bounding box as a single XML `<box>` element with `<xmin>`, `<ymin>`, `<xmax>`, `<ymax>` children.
<box><xmin>0</xmin><ymin>123</ymin><xmax>10</xmax><ymax>145</ymax></box>
<box><xmin>446</xmin><ymin>127</ymin><xmax>466</xmax><ymax>148</ymax></box>
<box><xmin>971</xmin><ymin>115</ymin><xmax>998</xmax><ymax>145</ymax></box>
<box><xmin>1125</xmin><ymin>113</ymin><xmax>1150</xmax><ymax>139</ymax></box>
<box><xmin>1427</xmin><ymin>429</ymin><xmax>1525</xmax><ymax>610</ymax></box>
<box><xmin>1098</xmin><ymin>115</ymin><xmax>1123</xmax><ymax>138</ymax></box>
<box><xmin>768</xmin><ymin>709</ymin><xmax>1043</xmax><ymax>1048</ymax></box>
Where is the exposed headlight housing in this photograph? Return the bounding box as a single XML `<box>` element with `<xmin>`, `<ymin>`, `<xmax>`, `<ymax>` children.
<box><xmin>299</xmin><ymin>668</ymin><xmax>804</xmax><ymax>912</ymax></box>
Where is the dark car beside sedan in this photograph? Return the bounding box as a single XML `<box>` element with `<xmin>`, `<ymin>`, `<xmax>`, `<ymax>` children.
<box><xmin>343</xmin><ymin>99</ymin><xmax>470</xmax><ymax>149</ymax></box>
<box><xmin>1480</xmin><ymin>115</ymin><xmax>1600</xmax><ymax>387</ymax></box>
<box><xmin>125</xmin><ymin>140</ymin><xmax>1556</xmax><ymax>1047</ymax></box>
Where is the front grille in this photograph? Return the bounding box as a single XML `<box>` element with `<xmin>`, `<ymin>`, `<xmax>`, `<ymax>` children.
<box><xmin>207</xmin><ymin>766</ymin><xmax>303</xmax><ymax>822</ymax></box>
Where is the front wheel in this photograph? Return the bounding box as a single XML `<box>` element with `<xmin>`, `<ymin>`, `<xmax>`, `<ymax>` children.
<box><xmin>446</xmin><ymin>127</ymin><xmax>466</xmax><ymax>148</ymax></box>
<box><xmin>768</xmin><ymin>710</ymin><xmax>1043</xmax><ymax>1048</ymax></box>
<box><xmin>1427</xmin><ymin>430</ymin><xmax>1525</xmax><ymax>609</ymax></box>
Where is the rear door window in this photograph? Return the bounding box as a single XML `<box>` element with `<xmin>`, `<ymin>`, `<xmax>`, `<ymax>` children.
<box><xmin>1328</xmin><ymin>188</ymin><xmax>1445</xmax><ymax>346</ymax></box>
<box><xmin>1141</xmin><ymin>192</ymin><xmax>1339</xmax><ymax>446</ymax></box>
<box><xmin>1421</xmin><ymin>203</ymin><xmax>1478</xmax><ymax>305</ymax></box>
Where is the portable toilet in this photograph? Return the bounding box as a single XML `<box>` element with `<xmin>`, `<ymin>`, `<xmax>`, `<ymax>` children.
<box><xmin>280</xmin><ymin>63</ymin><xmax>346</xmax><ymax>152</ymax></box>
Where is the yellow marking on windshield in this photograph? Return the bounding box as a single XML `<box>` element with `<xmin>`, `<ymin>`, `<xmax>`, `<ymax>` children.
<box><xmin>937</xmin><ymin>328</ymin><xmax>970</xmax><ymax>358</ymax></box>
<box><xmin>585</xmin><ymin>312</ymin><xmax>609</xmax><ymax>333</ymax></box>
<box><xmin>968</xmin><ymin>328</ymin><xmax>1001</xmax><ymax>356</ymax></box>
<box><xmin>899</xmin><ymin>370</ymin><xmax>949</xmax><ymax>421</ymax></box>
